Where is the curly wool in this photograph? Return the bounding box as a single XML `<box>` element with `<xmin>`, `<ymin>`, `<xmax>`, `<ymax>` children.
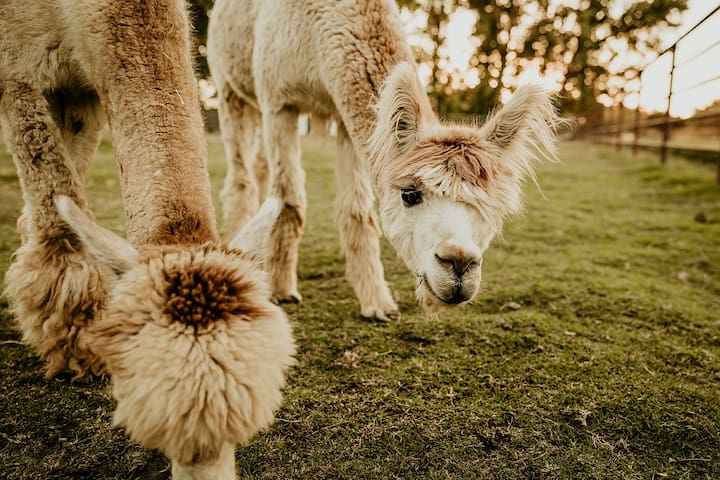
<box><xmin>91</xmin><ymin>245</ymin><xmax>295</xmax><ymax>464</ymax></box>
<box><xmin>4</xmin><ymin>225</ymin><xmax>106</xmax><ymax>380</ymax></box>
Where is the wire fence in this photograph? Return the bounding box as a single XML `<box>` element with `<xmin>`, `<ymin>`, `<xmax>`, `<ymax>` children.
<box><xmin>577</xmin><ymin>5</ymin><xmax>720</xmax><ymax>183</ymax></box>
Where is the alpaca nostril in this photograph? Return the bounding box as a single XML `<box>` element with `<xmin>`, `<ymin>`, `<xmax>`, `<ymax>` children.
<box><xmin>435</xmin><ymin>253</ymin><xmax>454</xmax><ymax>269</ymax></box>
<box><xmin>435</xmin><ymin>253</ymin><xmax>479</xmax><ymax>277</ymax></box>
<box><xmin>452</xmin><ymin>258</ymin><xmax>473</xmax><ymax>277</ymax></box>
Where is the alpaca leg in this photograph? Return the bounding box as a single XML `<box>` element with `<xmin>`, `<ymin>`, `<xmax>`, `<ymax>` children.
<box><xmin>253</xmin><ymin>133</ymin><xmax>270</xmax><ymax>203</ymax></box>
<box><xmin>263</xmin><ymin>107</ymin><xmax>305</xmax><ymax>303</ymax></box>
<box><xmin>61</xmin><ymin>0</ymin><xmax>218</xmax><ymax>246</ymax></box>
<box><xmin>0</xmin><ymin>81</ymin><xmax>105</xmax><ymax>379</ymax></box>
<box><xmin>218</xmin><ymin>85</ymin><xmax>262</xmax><ymax>237</ymax></box>
<box><xmin>335</xmin><ymin>122</ymin><xmax>398</xmax><ymax>321</ymax></box>
<box><xmin>171</xmin><ymin>443</ymin><xmax>235</xmax><ymax>480</ymax></box>
<box><xmin>16</xmin><ymin>89</ymin><xmax>104</xmax><ymax>242</ymax></box>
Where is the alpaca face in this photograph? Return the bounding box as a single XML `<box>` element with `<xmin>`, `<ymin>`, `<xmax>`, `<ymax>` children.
<box><xmin>368</xmin><ymin>62</ymin><xmax>560</xmax><ymax>312</ymax></box>
<box><xmin>379</xmin><ymin>187</ymin><xmax>495</xmax><ymax>311</ymax></box>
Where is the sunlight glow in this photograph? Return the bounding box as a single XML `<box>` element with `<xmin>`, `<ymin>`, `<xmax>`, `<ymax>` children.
<box><xmin>403</xmin><ymin>0</ymin><xmax>719</xmax><ymax>115</ymax></box>
<box><xmin>441</xmin><ymin>8</ymin><xmax>480</xmax><ymax>89</ymax></box>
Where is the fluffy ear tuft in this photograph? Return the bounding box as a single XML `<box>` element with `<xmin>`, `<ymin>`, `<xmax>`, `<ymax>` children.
<box><xmin>368</xmin><ymin>62</ymin><xmax>433</xmax><ymax>174</ymax></box>
<box><xmin>478</xmin><ymin>85</ymin><xmax>561</xmax><ymax>178</ymax></box>
<box><xmin>228</xmin><ymin>196</ymin><xmax>282</xmax><ymax>262</ymax></box>
<box><xmin>55</xmin><ymin>195</ymin><xmax>138</xmax><ymax>277</ymax></box>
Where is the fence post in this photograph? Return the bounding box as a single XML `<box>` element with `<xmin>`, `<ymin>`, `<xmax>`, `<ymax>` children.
<box><xmin>633</xmin><ymin>73</ymin><xmax>642</xmax><ymax>156</ymax></box>
<box><xmin>616</xmin><ymin>101</ymin><xmax>624</xmax><ymax>152</ymax></box>
<box><xmin>632</xmin><ymin>106</ymin><xmax>640</xmax><ymax>156</ymax></box>
<box><xmin>661</xmin><ymin>46</ymin><xmax>676</xmax><ymax>164</ymax></box>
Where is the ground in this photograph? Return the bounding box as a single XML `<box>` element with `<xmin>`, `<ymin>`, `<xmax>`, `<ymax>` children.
<box><xmin>0</xmin><ymin>139</ymin><xmax>718</xmax><ymax>479</ymax></box>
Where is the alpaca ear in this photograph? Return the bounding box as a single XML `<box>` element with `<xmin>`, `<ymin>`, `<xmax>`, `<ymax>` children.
<box><xmin>478</xmin><ymin>85</ymin><xmax>559</xmax><ymax>159</ymax></box>
<box><xmin>55</xmin><ymin>195</ymin><xmax>138</xmax><ymax>277</ymax></box>
<box><xmin>374</xmin><ymin>62</ymin><xmax>429</xmax><ymax>152</ymax></box>
<box><xmin>228</xmin><ymin>196</ymin><xmax>282</xmax><ymax>263</ymax></box>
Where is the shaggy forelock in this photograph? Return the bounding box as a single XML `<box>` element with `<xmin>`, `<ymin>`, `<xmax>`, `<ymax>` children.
<box><xmin>390</xmin><ymin>132</ymin><xmax>507</xmax><ymax>188</ymax></box>
<box><xmin>90</xmin><ymin>244</ymin><xmax>295</xmax><ymax>465</ymax></box>
<box><xmin>382</xmin><ymin>130</ymin><xmax>520</xmax><ymax>230</ymax></box>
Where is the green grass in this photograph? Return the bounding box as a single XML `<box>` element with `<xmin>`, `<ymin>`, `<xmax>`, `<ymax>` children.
<box><xmin>1</xmin><ymin>139</ymin><xmax>718</xmax><ymax>479</ymax></box>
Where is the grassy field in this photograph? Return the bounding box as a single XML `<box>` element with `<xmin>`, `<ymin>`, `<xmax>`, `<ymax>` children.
<box><xmin>0</xmin><ymin>138</ymin><xmax>718</xmax><ymax>479</ymax></box>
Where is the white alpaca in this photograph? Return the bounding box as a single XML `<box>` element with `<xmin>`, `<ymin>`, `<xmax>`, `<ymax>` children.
<box><xmin>1</xmin><ymin>1</ymin><xmax>294</xmax><ymax>478</ymax></box>
<box><xmin>208</xmin><ymin>0</ymin><xmax>560</xmax><ymax>320</ymax></box>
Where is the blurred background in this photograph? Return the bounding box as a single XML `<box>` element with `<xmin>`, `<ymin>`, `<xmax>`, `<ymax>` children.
<box><xmin>189</xmin><ymin>0</ymin><xmax>720</xmax><ymax>177</ymax></box>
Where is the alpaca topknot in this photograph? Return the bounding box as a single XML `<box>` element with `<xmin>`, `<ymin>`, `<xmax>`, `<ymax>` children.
<box><xmin>160</xmin><ymin>248</ymin><xmax>268</xmax><ymax>331</ymax></box>
<box><xmin>91</xmin><ymin>244</ymin><xmax>295</xmax><ymax>465</ymax></box>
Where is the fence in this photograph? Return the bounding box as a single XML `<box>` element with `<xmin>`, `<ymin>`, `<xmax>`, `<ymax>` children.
<box><xmin>578</xmin><ymin>5</ymin><xmax>720</xmax><ymax>183</ymax></box>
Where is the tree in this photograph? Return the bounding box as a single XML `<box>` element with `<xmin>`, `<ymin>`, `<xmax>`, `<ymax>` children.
<box><xmin>398</xmin><ymin>0</ymin><xmax>458</xmax><ymax>114</ymax></box>
<box><xmin>402</xmin><ymin>0</ymin><xmax>687</xmax><ymax>115</ymax></box>
<box><xmin>463</xmin><ymin>0</ymin><xmax>524</xmax><ymax>113</ymax></box>
<box><xmin>521</xmin><ymin>0</ymin><xmax>687</xmax><ymax>112</ymax></box>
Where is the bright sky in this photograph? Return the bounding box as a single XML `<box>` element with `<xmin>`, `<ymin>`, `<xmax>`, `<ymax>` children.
<box><xmin>402</xmin><ymin>0</ymin><xmax>720</xmax><ymax>117</ymax></box>
<box><xmin>637</xmin><ymin>0</ymin><xmax>720</xmax><ymax>117</ymax></box>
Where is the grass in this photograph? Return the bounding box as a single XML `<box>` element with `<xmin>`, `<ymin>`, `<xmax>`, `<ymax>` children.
<box><xmin>1</xmin><ymin>138</ymin><xmax>718</xmax><ymax>479</ymax></box>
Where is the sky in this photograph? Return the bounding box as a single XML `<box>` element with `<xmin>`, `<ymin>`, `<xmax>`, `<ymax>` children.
<box><xmin>638</xmin><ymin>0</ymin><xmax>720</xmax><ymax>117</ymax></box>
<box><xmin>402</xmin><ymin>0</ymin><xmax>720</xmax><ymax>117</ymax></box>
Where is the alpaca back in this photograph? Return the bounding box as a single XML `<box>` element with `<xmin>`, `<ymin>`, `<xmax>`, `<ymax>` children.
<box><xmin>208</xmin><ymin>0</ymin><xmax>413</xmax><ymax>122</ymax></box>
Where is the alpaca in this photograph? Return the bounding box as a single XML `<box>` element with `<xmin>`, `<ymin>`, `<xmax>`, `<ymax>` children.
<box><xmin>207</xmin><ymin>0</ymin><xmax>560</xmax><ymax>320</ymax></box>
<box><xmin>0</xmin><ymin>1</ymin><xmax>294</xmax><ymax>477</ymax></box>
<box><xmin>56</xmin><ymin>196</ymin><xmax>294</xmax><ymax>479</ymax></box>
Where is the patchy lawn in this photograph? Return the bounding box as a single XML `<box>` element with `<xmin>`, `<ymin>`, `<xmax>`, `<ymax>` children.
<box><xmin>1</xmin><ymin>139</ymin><xmax>718</xmax><ymax>479</ymax></box>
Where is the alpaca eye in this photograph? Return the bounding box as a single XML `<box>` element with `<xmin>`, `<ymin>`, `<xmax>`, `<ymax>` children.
<box><xmin>401</xmin><ymin>188</ymin><xmax>423</xmax><ymax>207</ymax></box>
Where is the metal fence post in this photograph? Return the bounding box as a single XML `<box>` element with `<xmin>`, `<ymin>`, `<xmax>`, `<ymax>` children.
<box><xmin>633</xmin><ymin>73</ymin><xmax>642</xmax><ymax>156</ymax></box>
<box><xmin>661</xmin><ymin>46</ymin><xmax>676</xmax><ymax>164</ymax></box>
<box><xmin>633</xmin><ymin>105</ymin><xmax>640</xmax><ymax>156</ymax></box>
<box><xmin>616</xmin><ymin>100</ymin><xmax>624</xmax><ymax>152</ymax></box>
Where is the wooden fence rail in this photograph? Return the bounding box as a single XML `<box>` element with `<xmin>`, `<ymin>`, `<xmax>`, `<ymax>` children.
<box><xmin>577</xmin><ymin>5</ymin><xmax>720</xmax><ymax>183</ymax></box>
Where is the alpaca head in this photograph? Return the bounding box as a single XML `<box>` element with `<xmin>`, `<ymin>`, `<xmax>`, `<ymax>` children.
<box><xmin>55</xmin><ymin>196</ymin><xmax>295</xmax><ymax>467</ymax></box>
<box><xmin>368</xmin><ymin>62</ymin><xmax>560</xmax><ymax>312</ymax></box>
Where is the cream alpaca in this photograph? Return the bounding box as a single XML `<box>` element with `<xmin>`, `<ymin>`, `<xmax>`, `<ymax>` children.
<box><xmin>56</xmin><ymin>196</ymin><xmax>294</xmax><ymax>479</ymax></box>
<box><xmin>1</xmin><ymin>1</ymin><xmax>294</xmax><ymax>478</ymax></box>
<box><xmin>208</xmin><ymin>0</ymin><xmax>560</xmax><ymax>320</ymax></box>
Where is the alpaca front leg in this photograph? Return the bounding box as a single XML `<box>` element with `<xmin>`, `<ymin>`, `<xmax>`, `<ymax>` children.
<box><xmin>0</xmin><ymin>82</ymin><xmax>105</xmax><ymax>379</ymax></box>
<box><xmin>263</xmin><ymin>107</ymin><xmax>305</xmax><ymax>303</ymax></box>
<box><xmin>253</xmin><ymin>143</ymin><xmax>270</xmax><ymax>204</ymax></box>
<box><xmin>336</xmin><ymin>123</ymin><xmax>398</xmax><ymax>321</ymax></box>
<box><xmin>218</xmin><ymin>86</ymin><xmax>262</xmax><ymax>237</ymax></box>
<box><xmin>171</xmin><ymin>443</ymin><xmax>236</xmax><ymax>480</ymax></box>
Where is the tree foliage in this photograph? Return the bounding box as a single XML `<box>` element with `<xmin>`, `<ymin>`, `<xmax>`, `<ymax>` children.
<box><xmin>404</xmin><ymin>0</ymin><xmax>687</xmax><ymax>115</ymax></box>
<box><xmin>189</xmin><ymin>0</ymin><xmax>688</xmax><ymax>115</ymax></box>
<box><xmin>522</xmin><ymin>0</ymin><xmax>688</xmax><ymax>112</ymax></box>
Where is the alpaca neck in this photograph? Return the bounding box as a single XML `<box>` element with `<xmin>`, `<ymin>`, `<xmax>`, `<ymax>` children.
<box><xmin>171</xmin><ymin>443</ymin><xmax>236</xmax><ymax>480</ymax></box>
<box><xmin>321</xmin><ymin>0</ymin><xmax>437</xmax><ymax>166</ymax></box>
<box><xmin>92</xmin><ymin>0</ymin><xmax>220</xmax><ymax>246</ymax></box>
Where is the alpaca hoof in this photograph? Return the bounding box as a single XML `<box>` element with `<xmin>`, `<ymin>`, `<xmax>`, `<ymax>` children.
<box><xmin>361</xmin><ymin>308</ymin><xmax>400</xmax><ymax>323</ymax></box>
<box><xmin>272</xmin><ymin>292</ymin><xmax>302</xmax><ymax>304</ymax></box>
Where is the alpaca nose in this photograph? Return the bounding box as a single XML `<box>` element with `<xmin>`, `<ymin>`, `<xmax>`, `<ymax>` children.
<box><xmin>434</xmin><ymin>252</ymin><xmax>480</xmax><ymax>278</ymax></box>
